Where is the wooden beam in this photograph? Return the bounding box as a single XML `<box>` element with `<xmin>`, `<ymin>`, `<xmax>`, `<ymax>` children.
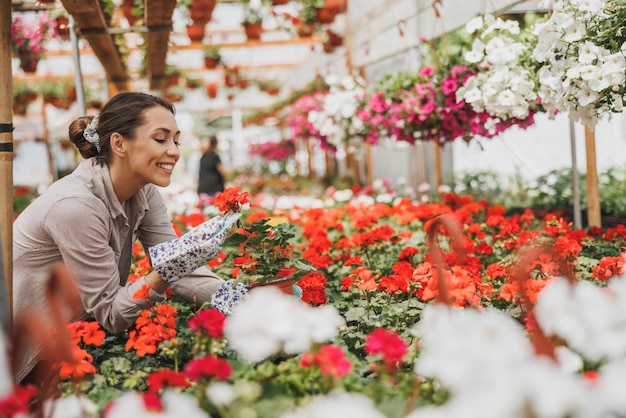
<box><xmin>584</xmin><ymin>126</ymin><xmax>601</xmax><ymax>228</ymax></box>
<box><xmin>1</xmin><ymin>0</ymin><xmax>14</xmax><ymax>329</ymax></box>
<box><xmin>60</xmin><ymin>0</ymin><xmax>130</xmax><ymax>92</ymax></box>
<box><xmin>145</xmin><ymin>0</ymin><xmax>177</xmax><ymax>90</ymax></box>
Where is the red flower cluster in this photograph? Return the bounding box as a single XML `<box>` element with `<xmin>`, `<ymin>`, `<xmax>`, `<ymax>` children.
<box><xmin>300</xmin><ymin>344</ymin><xmax>352</xmax><ymax>378</ymax></box>
<box><xmin>214</xmin><ymin>186</ymin><xmax>250</xmax><ymax>214</ymax></box>
<box><xmin>184</xmin><ymin>355</ymin><xmax>232</xmax><ymax>381</ymax></box>
<box><xmin>147</xmin><ymin>369</ymin><xmax>190</xmax><ymax>394</ymax></box>
<box><xmin>187</xmin><ymin>308</ymin><xmax>226</xmax><ymax>339</ymax></box>
<box><xmin>125</xmin><ymin>304</ymin><xmax>178</xmax><ymax>357</ymax></box>
<box><xmin>364</xmin><ymin>328</ymin><xmax>408</xmax><ymax>371</ymax></box>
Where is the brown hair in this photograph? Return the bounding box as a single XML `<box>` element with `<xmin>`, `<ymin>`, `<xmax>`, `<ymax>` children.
<box><xmin>68</xmin><ymin>92</ymin><xmax>175</xmax><ymax>165</ymax></box>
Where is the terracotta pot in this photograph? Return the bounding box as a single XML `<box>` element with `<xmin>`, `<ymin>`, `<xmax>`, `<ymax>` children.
<box><xmin>186</xmin><ymin>23</ymin><xmax>205</xmax><ymax>42</ymax></box>
<box><xmin>297</xmin><ymin>23</ymin><xmax>315</xmax><ymax>38</ymax></box>
<box><xmin>325</xmin><ymin>0</ymin><xmax>346</xmax><ymax>12</ymax></box>
<box><xmin>189</xmin><ymin>0</ymin><xmax>216</xmax><ymax>26</ymax></box>
<box><xmin>237</xmin><ymin>79</ymin><xmax>249</xmax><ymax>89</ymax></box>
<box><xmin>204</xmin><ymin>57</ymin><xmax>220</xmax><ymax>69</ymax></box>
<box><xmin>224</xmin><ymin>74</ymin><xmax>237</xmax><ymax>87</ymax></box>
<box><xmin>327</xmin><ymin>29</ymin><xmax>343</xmax><ymax>46</ymax></box>
<box><xmin>168</xmin><ymin>75</ymin><xmax>180</xmax><ymax>86</ymax></box>
<box><xmin>206</xmin><ymin>82</ymin><xmax>218</xmax><ymax>98</ymax></box>
<box><xmin>19</xmin><ymin>58</ymin><xmax>39</xmax><ymax>74</ymax></box>
<box><xmin>322</xmin><ymin>41</ymin><xmax>335</xmax><ymax>53</ymax></box>
<box><xmin>66</xmin><ymin>87</ymin><xmax>77</xmax><ymax>102</ymax></box>
<box><xmin>244</xmin><ymin>23</ymin><xmax>263</xmax><ymax>40</ymax></box>
<box><xmin>316</xmin><ymin>8</ymin><xmax>335</xmax><ymax>24</ymax></box>
<box><xmin>248</xmin><ymin>277</ymin><xmax>295</xmax><ymax>296</ymax></box>
<box><xmin>55</xmin><ymin>16</ymin><xmax>70</xmax><ymax>41</ymax></box>
<box><xmin>273</xmin><ymin>0</ymin><xmax>290</xmax><ymax>4</ymax></box>
<box><xmin>121</xmin><ymin>0</ymin><xmax>141</xmax><ymax>26</ymax></box>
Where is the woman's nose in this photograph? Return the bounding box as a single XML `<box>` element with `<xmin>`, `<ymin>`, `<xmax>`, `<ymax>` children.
<box><xmin>166</xmin><ymin>141</ymin><xmax>180</xmax><ymax>158</ymax></box>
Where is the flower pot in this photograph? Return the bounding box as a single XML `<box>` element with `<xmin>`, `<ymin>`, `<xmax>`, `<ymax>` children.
<box><xmin>189</xmin><ymin>0</ymin><xmax>216</xmax><ymax>26</ymax></box>
<box><xmin>297</xmin><ymin>23</ymin><xmax>315</xmax><ymax>38</ymax></box>
<box><xmin>19</xmin><ymin>57</ymin><xmax>39</xmax><ymax>74</ymax></box>
<box><xmin>237</xmin><ymin>79</ymin><xmax>249</xmax><ymax>89</ymax></box>
<box><xmin>322</xmin><ymin>41</ymin><xmax>335</xmax><ymax>53</ymax></box>
<box><xmin>273</xmin><ymin>0</ymin><xmax>290</xmax><ymax>4</ymax></box>
<box><xmin>224</xmin><ymin>74</ymin><xmax>237</xmax><ymax>87</ymax></box>
<box><xmin>121</xmin><ymin>0</ymin><xmax>141</xmax><ymax>26</ymax></box>
<box><xmin>55</xmin><ymin>16</ymin><xmax>70</xmax><ymax>41</ymax></box>
<box><xmin>248</xmin><ymin>276</ymin><xmax>295</xmax><ymax>296</ymax></box>
<box><xmin>186</xmin><ymin>23</ymin><xmax>206</xmax><ymax>42</ymax></box>
<box><xmin>204</xmin><ymin>57</ymin><xmax>220</xmax><ymax>69</ymax></box>
<box><xmin>327</xmin><ymin>29</ymin><xmax>343</xmax><ymax>47</ymax></box>
<box><xmin>325</xmin><ymin>0</ymin><xmax>346</xmax><ymax>12</ymax></box>
<box><xmin>206</xmin><ymin>82</ymin><xmax>218</xmax><ymax>98</ymax></box>
<box><xmin>316</xmin><ymin>8</ymin><xmax>336</xmax><ymax>24</ymax></box>
<box><xmin>243</xmin><ymin>23</ymin><xmax>263</xmax><ymax>40</ymax></box>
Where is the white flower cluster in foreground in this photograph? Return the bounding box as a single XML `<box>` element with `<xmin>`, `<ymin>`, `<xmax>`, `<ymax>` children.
<box><xmin>224</xmin><ymin>287</ymin><xmax>345</xmax><ymax>362</ymax></box>
<box><xmin>457</xmin><ymin>14</ymin><xmax>539</xmax><ymax>121</ymax></box>
<box><xmin>408</xmin><ymin>268</ymin><xmax>626</xmax><ymax>418</ymax></box>
<box><xmin>281</xmin><ymin>391</ymin><xmax>386</xmax><ymax>418</ymax></box>
<box><xmin>105</xmin><ymin>390</ymin><xmax>209</xmax><ymax>418</ymax></box>
<box><xmin>307</xmin><ymin>74</ymin><xmax>366</xmax><ymax>148</ymax></box>
<box><xmin>532</xmin><ymin>0</ymin><xmax>626</xmax><ymax>128</ymax></box>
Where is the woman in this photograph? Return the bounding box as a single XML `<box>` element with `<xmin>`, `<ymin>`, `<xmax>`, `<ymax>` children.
<box><xmin>197</xmin><ymin>136</ymin><xmax>227</xmax><ymax>198</ymax></box>
<box><xmin>13</xmin><ymin>92</ymin><xmax>233</xmax><ymax>382</ymax></box>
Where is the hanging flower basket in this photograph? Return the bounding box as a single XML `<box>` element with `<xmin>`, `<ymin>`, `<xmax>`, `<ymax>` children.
<box><xmin>53</xmin><ymin>16</ymin><xmax>70</xmax><ymax>41</ymax></box>
<box><xmin>18</xmin><ymin>56</ymin><xmax>39</xmax><ymax>74</ymax></box>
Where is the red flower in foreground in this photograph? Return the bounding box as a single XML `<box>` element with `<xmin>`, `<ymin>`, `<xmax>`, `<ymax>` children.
<box><xmin>184</xmin><ymin>355</ymin><xmax>232</xmax><ymax>381</ymax></box>
<box><xmin>0</xmin><ymin>385</ymin><xmax>37</xmax><ymax>416</ymax></box>
<box><xmin>300</xmin><ymin>344</ymin><xmax>352</xmax><ymax>378</ymax></box>
<box><xmin>215</xmin><ymin>187</ymin><xmax>250</xmax><ymax>213</ymax></box>
<box><xmin>187</xmin><ymin>308</ymin><xmax>226</xmax><ymax>339</ymax></box>
<box><xmin>365</xmin><ymin>328</ymin><xmax>408</xmax><ymax>370</ymax></box>
<box><xmin>147</xmin><ymin>369</ymin><xmax>190</xmax><ymax>394</ymax></box>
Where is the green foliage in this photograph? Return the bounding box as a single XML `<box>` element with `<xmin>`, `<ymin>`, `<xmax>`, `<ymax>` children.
<box><xmin>241</xmin><ymin>5</ymin><xmax>264</xmax><ymax>25</ymax></box>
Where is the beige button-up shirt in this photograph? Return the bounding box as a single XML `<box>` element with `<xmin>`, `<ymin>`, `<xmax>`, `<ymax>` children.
<box><xmin>13</xmin><ymin>159</ymin><xmax>223</xmax><ymax>382</ymax></box>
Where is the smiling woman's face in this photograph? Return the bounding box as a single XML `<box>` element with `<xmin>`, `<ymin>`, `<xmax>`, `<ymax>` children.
<box><xmin>122</xmin><ymin>105</ymin><xmax>181</xmax><ymax>188</ymax></box>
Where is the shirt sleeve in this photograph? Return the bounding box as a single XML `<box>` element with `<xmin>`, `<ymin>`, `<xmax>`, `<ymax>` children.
<box><xmin>139</xmin><ymin>185</ymin><xmax>225</xmax><ymax>305</ymax></box>
<box><xmin>44</xmin><ymin>197</ymin><xmax>164</xmax><ymax>333</ymax></box>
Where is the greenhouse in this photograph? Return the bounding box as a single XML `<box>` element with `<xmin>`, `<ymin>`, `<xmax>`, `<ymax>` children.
<box><xmin>2</xmin><ymin>0</ymin><xmax>626</xmax><ymax>417</ymax></box>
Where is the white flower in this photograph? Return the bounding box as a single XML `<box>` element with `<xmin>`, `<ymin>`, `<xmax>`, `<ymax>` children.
<box><xmin>280</xmin><ymin>391</ymin><xmax>386</xmax><ymax>418</ymax></box>
<box><xmin>206</xmin><ymin>382</ymin><xmax>236</xmax><ymax>406</ymax></box>
<box><xmin>224</xmin><ymin>287</ymin><xmax>344</xmax><ymax>362</ymax></box>
<box><xmin>464</xmin><ymin>16</ymin><xmax>483</xmax><ymax>34</ymax></box>
<box><xmin>43</xmin><ymin>395</ymin><xmax>98</xmax><ymax>418</ymax></box>
<box><xmin>105</xmin><ymin>390</ymin><xmax>210</xmax><ymax>418</ymax></box>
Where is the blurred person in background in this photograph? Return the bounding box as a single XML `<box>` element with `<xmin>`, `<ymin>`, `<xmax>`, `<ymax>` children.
<box><xmin>197</xmin><ymin>135</ymin><xmax>227</xmax><ymax>200</ymax></box>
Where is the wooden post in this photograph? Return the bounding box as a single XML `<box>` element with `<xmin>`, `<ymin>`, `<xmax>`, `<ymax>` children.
<box><xmin>584</xmin><ymin>126</ymin><xmax>601</xmax><ymax>228</ymax></box>
<box><xmin>365</xmin><ymin>142</ymin><xmax>374</xmax><ymax>185</ymax></box>
<box><xmin>433</xmin><ymin>142</ymin><xmax>442</xmax><ymax>188</ymax></box>
<box><xmin>0</xmin><ymin>0</ymin><xmax>14</xmax><ymax>328</ymax></box>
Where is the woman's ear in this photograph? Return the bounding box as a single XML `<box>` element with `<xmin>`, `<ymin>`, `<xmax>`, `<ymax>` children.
<box><xmin>110</xmin><ymin>132</ymin><xmax>126</xmax><ymax>156</ymax></box>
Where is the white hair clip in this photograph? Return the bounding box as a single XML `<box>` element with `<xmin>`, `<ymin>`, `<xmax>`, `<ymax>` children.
<box><xmin>84</xmin><ymin>116</ymin><xmax>101</xmax><ymax>154</ymax></box>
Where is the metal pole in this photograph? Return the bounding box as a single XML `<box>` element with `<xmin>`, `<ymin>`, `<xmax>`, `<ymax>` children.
<box><xmin>0</xmin><ymin>0</ymin><xmax>14</xmax><ymax>331</ymax></box>
<box><xmin>569</xmin><ymin>119</ymin><xmax>582</xmax><ymax>229</ymax></box>
<box><xmin>69</xmin><ymin>15</ymin><xmax>87</xmax><ymax>115</ymax></box>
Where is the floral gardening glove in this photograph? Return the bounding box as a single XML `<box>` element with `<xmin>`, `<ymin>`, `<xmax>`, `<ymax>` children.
<box><xmin>211</xmin><ymin>279</ymin><xmax>249</xmax><ymax>315</ymax></box>
<box><xmin>148</xmin><ymin>212</ymin><xmax>241</xmax><ymax>283</ymax></box>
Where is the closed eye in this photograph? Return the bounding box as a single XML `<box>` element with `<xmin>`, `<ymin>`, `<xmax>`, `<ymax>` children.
<box><xmin>155</xmin><ymin>138</ymin><xmax>180</xmax><ymax>147</ymax></box>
